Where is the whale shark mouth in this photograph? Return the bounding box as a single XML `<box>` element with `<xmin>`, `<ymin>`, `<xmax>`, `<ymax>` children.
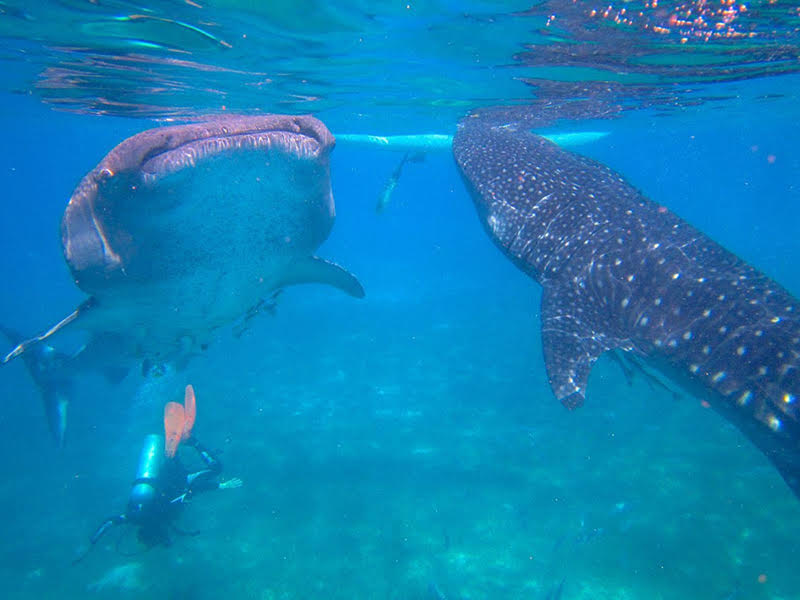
<box><xmin>68</xmin><ymin>113</ymin><xmax>334</xmax><ymax>194</ymax></box>
<box><xmin>136</xmin><ymin>117</ymin><xmax>333</xmax><ymax>183</ymax></box>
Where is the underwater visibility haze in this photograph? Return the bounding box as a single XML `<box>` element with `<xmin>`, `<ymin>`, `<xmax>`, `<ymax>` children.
<box><xmin>0</xmin><ymin>1</ymin><xmax>799</xmax><ymax>599</ymax></box>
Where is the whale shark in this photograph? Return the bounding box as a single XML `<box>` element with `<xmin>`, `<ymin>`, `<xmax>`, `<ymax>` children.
<box><xmin>453</xmin><ymin>118</ymin><xmax>800</xmax><ymax>499</ymax></box>
<box><xmin>3</xmin><ymin>114</ymin><xmax>364</xmax><ymax>370</ymax></box>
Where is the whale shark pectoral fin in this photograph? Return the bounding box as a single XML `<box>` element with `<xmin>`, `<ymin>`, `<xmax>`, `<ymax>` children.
<box><xmin>541</xmin><ymin>322</ymin><xmax>604</xmax><ymax>410</ymax></box>
<box><xmin>279</xmin><ymin>257</ymin><xmax>365</xmax><ymax>298</ymax></box>
<box><xmin>540</xmin><ymin>283</ymin><xmax>619</xmax><ymax>410</ymax></box>
<box><xmin>2</xmin><ymin>298</ymin><xmax>97</xmax><ymax>365</ymax></box>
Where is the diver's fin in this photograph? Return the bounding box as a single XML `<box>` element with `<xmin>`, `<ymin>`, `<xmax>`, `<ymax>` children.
<box><xmin>42</xmin><ymin>389</ymin><xmax>68</xmax><ymax>448</ymax></box>
<box><xmin>183</xmin><ymin>385</ymin><xmax>196</xmax><ymax>439</ymax></box>
<box><xmin>164</xmin><ymin>401</ymin><xmax>186</xmax><ymax>458</ymax></box>
<box><xmin>171</xmin><ymin>524</ymin><xmax>202</xmax><ymax>537</ymax></box>
<box><xmin>2</xmin><ymin>298</ymin><xmax>96</xmax><ymax>365</ymax></box>
<box><xmin>279</xmin><ymin>257</ymin><xmax>365</xmax><ymax>298</ymax></box>
<box><xmin>540</xmin><ymin>282</ymin><xmax>623</xmax><ymax>409</ymax></box>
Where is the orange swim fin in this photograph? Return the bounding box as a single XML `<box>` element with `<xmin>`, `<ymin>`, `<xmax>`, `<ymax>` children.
<box><xmin>163</xmin><ymin>384</ymin><xmax>199</xmax><ymax>457</ymax></box>
<box><xmin>182</xmin><ymin>384</ymin><xmax>196</xmax><ymax>440</ymax></box>
<box><xmin>164</xmin><ymin>401</ymin><xmax>186</xmax><ymax>458</ymax></box>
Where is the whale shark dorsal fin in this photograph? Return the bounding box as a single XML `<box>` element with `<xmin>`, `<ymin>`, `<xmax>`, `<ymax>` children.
<box><xmin>540</xmin><ymin>283</ymin><xmax>623</xmax><ymax>409</ymax></box>
<box><xmin>279</xmin><ymin>257</ymin><xmax>365</xmax><ymax>298</ymax></box>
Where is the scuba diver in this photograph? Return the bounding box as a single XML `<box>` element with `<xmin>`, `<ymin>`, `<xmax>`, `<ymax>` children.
<box><xmin>1</xmin><ymin>324</ymin><xmax>130</xmax><ymax>448</ymax></box>
<box><xmin>74</xmin><ymin>385</ymin><xmax>241</xmax><ymax>563</ymax></box>
<box><xmin>0</xmin><ymin>324</ymin><xmax>73</xmax><ymax>447</ymax></box>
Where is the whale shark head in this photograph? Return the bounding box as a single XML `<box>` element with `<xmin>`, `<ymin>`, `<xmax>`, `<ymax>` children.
<box><xmin>48</xmin><ymin>114</ymin><xmax>363</xmax><ymax>360</ymax></box>
<box><xmin>62</xmin><ymin>114</ymin><xmax>336</xmax><ymax>292</ymax></box>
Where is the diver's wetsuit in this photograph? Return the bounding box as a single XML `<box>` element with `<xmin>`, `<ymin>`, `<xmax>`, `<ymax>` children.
<box><xmin>87</xmin><ymin>438</ymin><xmax>223</xmax><ymax>550</ymax></box>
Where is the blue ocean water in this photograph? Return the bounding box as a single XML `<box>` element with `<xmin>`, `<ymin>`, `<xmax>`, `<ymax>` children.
<box><xmin>0</xmin><ymin>2</ymin><xmax>799</xmax><ymax>599</ymax></box>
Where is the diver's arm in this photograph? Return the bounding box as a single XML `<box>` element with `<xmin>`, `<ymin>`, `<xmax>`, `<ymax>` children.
<box><xmin>184</xmin><ymin>469</ymin><xmax>223</xmax><ymax>494</ymax></box>
<box><xmin>179</xmin><ymin>437</ymin><xmax>222</xmax><ymax>495</ymax></box>
<box><xmin>89</xmin><ymin>514</ymin><xmax>127</xmax><ymax>544</ymax></box>
<box><xmin>182</xmin><ymin>438</ymin><xmax>241</xmax><ymax>494</ymax></box>
<box><xmin>182</xmin><ymin>470</ymin><xmax>243</xmax><ymax>496</ymax></box>
<box><xmin>72</xmin><ymin>514</ymin><xmax>127</xmax><ymax>565</ymax></box>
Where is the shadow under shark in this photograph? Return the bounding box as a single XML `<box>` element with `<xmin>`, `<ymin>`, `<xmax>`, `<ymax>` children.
<box><xmin>2</xmin><ymin>115</ymin><xmax>364</xmax><ymax>429</ymax></box>
<box><xmin>454</xmin><ymin>117</ymin><xmax>800</xmax><ymax>499</ymax></box>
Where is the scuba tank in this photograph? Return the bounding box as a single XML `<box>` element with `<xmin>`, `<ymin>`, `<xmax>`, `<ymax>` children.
<box><xmin>127</xmin><ymin>433</ymin><xmax>165</xmax><ymax>520</ymax></box>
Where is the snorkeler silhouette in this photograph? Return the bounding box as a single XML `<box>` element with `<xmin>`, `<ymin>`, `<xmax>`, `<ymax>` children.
<box><xmin>74</xmin><ymin>385</ymin><xmax>241</xmax><ymax>563</ymax></box>
<box><xmin>375</xmin><ymin>151</ymin><xmax>426</xmax><ymax>213</ymax></box>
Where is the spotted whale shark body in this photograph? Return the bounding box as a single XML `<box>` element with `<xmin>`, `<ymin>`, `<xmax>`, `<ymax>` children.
<box><xmin>454</xmin><ymin>120</ymin><xmax>800</xmax><ymax>498</ymax></box>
